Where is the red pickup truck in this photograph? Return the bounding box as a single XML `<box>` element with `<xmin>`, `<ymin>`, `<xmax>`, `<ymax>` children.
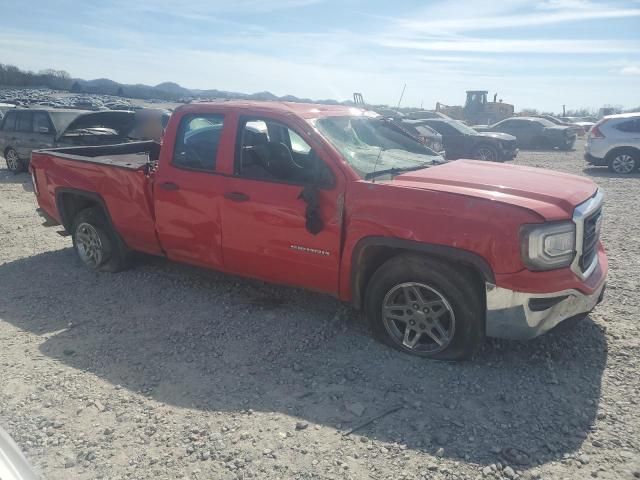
<box><xmin>30</xmin><ymin>101</ymin><xmax>607</xmax><ymax>360</ymax></box>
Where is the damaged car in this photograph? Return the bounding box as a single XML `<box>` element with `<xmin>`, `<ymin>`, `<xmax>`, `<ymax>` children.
<box><xmin>0</xmin><ymin>108</ymin><xmax>134</xmax><ymax>172</ymax></box>
<box><xmin>474</xmin><ymin>117</ymin><xmax>579</xmax><ymax>151</ymax></box>
<box><xmin>411</xmin><ymin>118</ymin><xmax>518</xmax><ymax>162</ymax></box>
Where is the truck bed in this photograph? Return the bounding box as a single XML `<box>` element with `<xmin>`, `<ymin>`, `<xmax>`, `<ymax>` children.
<box><xmin>37</xmin><ymin>141</ymin><xmax>161</xmax><ymax>171</ymax></box>
<box><xmin>30</xmin><ymin>140</ymin><xmax>163</xmax><ymax>255</ymax></box>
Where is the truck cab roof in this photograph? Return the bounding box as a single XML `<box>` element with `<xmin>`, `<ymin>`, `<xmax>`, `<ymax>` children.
<box><xmin>177</xmin><ymin>100</ymin><xmax>376</xmax><ymax>120</ymax></box>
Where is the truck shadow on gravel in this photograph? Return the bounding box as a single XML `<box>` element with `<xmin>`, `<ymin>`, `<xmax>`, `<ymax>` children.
<box><xmin>0</xmin><ymin>169</ymin><xmax>30</xmax><ymax>185</ymax></box>
<box><xmin>0</xmin><ymin>249</ymin><xmax>608</xmax><ymax>467</ymax></box>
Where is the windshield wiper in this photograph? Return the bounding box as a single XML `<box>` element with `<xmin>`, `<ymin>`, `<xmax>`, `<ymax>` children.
<box><xmin>365</xmin><ymin>163</ymin><xmax>432</xmax><ymax>180</ymax></box>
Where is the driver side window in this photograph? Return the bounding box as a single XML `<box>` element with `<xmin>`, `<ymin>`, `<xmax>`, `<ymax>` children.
<box><xmin>172</xmin><ymin>114</ymin><xmax>224</xmax><ymax>172</ymax></box>
<box><xmin>236</xmin><ymin>117</ymin><xmax>330</xmax><ymax>186</ymax></box>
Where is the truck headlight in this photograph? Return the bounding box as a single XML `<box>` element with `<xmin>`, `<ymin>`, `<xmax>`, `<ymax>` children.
<box><xmin>521</xmin><ymin>222</ymin><xmax>576</xmax><ymax>270</ymax></box>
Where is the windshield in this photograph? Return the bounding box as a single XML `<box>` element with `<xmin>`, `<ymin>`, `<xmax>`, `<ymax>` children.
<box><xmin>534</xmin><ymin>118</ymin><xmax>557</xmax><ymax>127</ymax></box>
<box><xmin>314</xmin><ymin>116</ymin><xmax>443</xmax><ymax>179</ymax></box>
<box><xmin>48</xmin><ymin>111</ymin><xmax>83</xmax><ymax>134</ymax></box>
<box><xmin>533</xmin><ymin>118</ymin><xmax>556</xmax><ymax>127</ymax></box>
<box><xmin>446</xmin><ymin>120</ymin><xmax>478</xmax><ymax>135</ymax></box>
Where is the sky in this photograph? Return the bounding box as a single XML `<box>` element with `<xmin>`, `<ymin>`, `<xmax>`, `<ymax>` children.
<box><xmin>1</xmin><ymin>0</ymin><xmax>639</xmax><ymax>113</ymax></box>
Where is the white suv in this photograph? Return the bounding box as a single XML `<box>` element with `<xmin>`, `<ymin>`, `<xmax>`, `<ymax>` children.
<box><xmin>585</xmin><ymin>112</ymin><xmax>640</xmax><ymax>174</ymax></box>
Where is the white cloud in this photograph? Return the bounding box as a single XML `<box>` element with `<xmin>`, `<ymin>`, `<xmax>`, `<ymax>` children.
<box><xmin>114</xmin><ymin>0</ymin><xmax>324</xmax><ymax>18</ymax></box>
<box><xmin>376</xmin><ymin>37</ymin><xmax>636</xmax><ymax>54</ymax></box>
<box><xmin>395</xmin><ymin>6</ymin><xmax>640</xmax><ymax>34</ymax></box>
<box><xmin>620</xmin><ymin>65</ymin><xmax>640</xmax><ymax>75</ymax></box>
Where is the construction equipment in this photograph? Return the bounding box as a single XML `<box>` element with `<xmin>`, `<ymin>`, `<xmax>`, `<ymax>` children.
<box><xmin>353</xmin><ymin>92</ymin><xmax>365</xmax><ymax>106</ymax></box>
<box><xmin>437</xmin><ymin>91</ymin><xmax>514</xmax><ymax>125</ymax></box>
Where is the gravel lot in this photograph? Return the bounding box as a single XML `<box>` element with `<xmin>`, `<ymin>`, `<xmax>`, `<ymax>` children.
<box><xmin>1</xmin><ymin>141</ymin><xmax>638</xmax><ymax>480</ymax></box>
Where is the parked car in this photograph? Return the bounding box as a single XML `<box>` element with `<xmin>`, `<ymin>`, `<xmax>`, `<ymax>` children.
<box><xmin>475</xmin><ymin>117</ymin><xmax>579</xmax><ymax>150</ymax></box>
<box><xmin>373</xmin><ymin>108</ymin><xmax>404</xmax><ymax>119</ymax></box>
<box><xmin>585</xmin><ymin>112</ymin><xmax>640</xmax><ymax>174</ymax></box>
<box><xmin>398</xmin><ymin>119</ymin><xmax>444</xmax><ymax>153</ymax></box>
<box><xmin>405</xmin><ymin>110</ymin><xmax>452</xmax><ymax>120</ymax></box>
<box><xmin>30</xmin><ymin>101</ymin><xmax>607</xmax><ymax>360</ymax></box>
<box><xmin>554</xmin><ymin>116</ymin><xmax>595</xmax><ymax>136</ymax></box>
<box><xmin>414</xmin><ymin>118</ymin><xmax>518</xmax><ymax>162</ymax></box>
<box><xmin>536</xmin><ymin>115</ymin><xmax>584</xmax><ymax>135</ymax></box>
<box><xmin>0</xmin><ymin>108</ymin><xmax>135</xmax><ymax>172</ymax></box>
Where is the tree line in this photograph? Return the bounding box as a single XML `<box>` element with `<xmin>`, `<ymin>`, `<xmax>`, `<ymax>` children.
<box><xmin>0</xmin><ymin>64</ymin><xmax>73</xmax><ymax>90</ymax></box>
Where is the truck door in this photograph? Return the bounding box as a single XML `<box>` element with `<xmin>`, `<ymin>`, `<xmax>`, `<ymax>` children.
<box><xmin>220</xmin><ymin>116</ymin><xmax>344</xmax><ymax>294</ymax></box>
<box><xmin>153</xmin><ymin>113</ymin><xmax>229</xmax><ymax>268</ymax></box>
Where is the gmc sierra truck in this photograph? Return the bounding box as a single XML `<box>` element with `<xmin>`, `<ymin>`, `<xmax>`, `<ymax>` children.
<box><xmin>29</xmin><ymin>101</ymin><xmax>607</xmax><ymax>360</ymax></box>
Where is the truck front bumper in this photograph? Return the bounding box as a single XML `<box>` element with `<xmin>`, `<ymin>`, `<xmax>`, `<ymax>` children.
<box><xmin>485</xmin><ymin>278</ymin><xmax>606</xmax><ymax>340</ymax></box>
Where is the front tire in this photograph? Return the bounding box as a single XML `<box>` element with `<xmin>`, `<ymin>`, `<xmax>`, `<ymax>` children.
<box><xmin>364</xmin><ymin>254</ymin><xmax>483</xmax><ymax>360</ymax></box>
<box><xmin>4</xmin><ymin>148</ymin><xmax>25</xmax><ymax>173</ymax></box>
<box><xmin>607</xmin><ymin>149</ymin><xmax>639</xmax><ymax>174</ymax></box>
<box><xmin>71</xmin><ymin>207</ymin><xmax>130</xmax><ymax>272</ymax></box>
<box><xmin>472</xmin><ymin>144</ymin><xmax>499</xmax><ymax>162</ymax></box>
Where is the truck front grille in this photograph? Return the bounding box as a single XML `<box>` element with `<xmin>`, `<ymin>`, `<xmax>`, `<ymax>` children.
<box><xmin>571</xmin><ymin>190</ymin><xmax>604</xmax><ymax>279</ymax></box>
<box><xmin>579</xmin><ymin>208</ymin><xmax>602</xmax><ymax>272</ymax></box>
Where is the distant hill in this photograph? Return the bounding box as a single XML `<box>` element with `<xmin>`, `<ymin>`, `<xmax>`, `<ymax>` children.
<box><xmin>0</xmin><ymin>61</ymin><xmax>364</xmax><ymax>106</ymax></box>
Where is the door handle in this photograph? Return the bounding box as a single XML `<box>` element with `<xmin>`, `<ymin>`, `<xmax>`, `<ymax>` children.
<box><xmin>224</xmin><ymin>191</ymin><xmax>250</xmax><ymax>202</ymax></box>
<box><xmin>159</xmin><ymin>182</ymin><xmax>180</xmax><ymax>191</ymax></box>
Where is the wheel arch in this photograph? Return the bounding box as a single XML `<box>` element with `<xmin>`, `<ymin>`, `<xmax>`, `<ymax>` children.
<box><xmin>350</xmin><ymin>237</ymin><xmax>494</xmax><ymax>310</ymax></box>
<box><xmin>55</xmin><ymin>188</ymin><xmax>115</xmax><ymax>233</ymax></box>
<box><xmin>605</xmin><ymin>145</ymin><xmax>640</xmax><ymax>162</ymax></box>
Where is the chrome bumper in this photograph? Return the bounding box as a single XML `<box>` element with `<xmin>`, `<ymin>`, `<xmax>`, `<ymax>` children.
<box><xmin>485</xmin><ymin>280</ymin><xmax>606</xmax><ymax>340</ymax></box>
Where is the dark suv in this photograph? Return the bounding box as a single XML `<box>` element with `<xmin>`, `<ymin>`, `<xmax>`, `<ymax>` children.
<box><xmin>413</xmin><ymin>118</ymin><xmax>518</xmax><ymax>162</ymax></box>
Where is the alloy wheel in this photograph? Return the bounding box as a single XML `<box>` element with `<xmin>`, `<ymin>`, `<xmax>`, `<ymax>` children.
<box><xmin>476</xmin><ymin>147</ymin><xmax>497</xmax><ymax>161</ymax></box>
<box><xmin>5</xmin><ymin>149</ymin><xmax>19</xmax><ymax>171</ymax></box>
<box><xmin>75</xmin><ymin>223</ymin><xmax>104</xmax><ymax>268</ymax></box>
<box><xmin>381</xmin><ymin>282</ymin><xmax>456</xmax><ymax>354</ymax></box>
<box><xmin>611</xmin><ymin>154</ymin><xmax>636</xmax><ymax>174</ymax></box>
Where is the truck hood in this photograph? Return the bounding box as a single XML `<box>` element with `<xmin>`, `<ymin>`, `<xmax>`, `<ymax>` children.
<box><xmin>475</xmin><ymin>131</ymin><xmax>515</xmax><ymax>141</ymax></box>
<box><xmin>58</xmin><ymin>111</ymin><xmax>135</xmax><ymax>139</ymax></box>
<box><xmin>392</xmin><ymin>160</ymin><xmax>597</xmax><ymax>221</ymax></box>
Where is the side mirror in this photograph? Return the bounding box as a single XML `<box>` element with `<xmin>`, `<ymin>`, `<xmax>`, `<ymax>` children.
<box><xmin>309</xmin><ymin>152</ymin><xmax>334</xmax><ymax>189</ymax></box>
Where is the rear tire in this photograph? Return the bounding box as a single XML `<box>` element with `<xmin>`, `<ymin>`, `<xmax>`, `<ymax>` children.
<box><xmin>607</xmin><ymin>149</ymin><xmax>639</xmax><ymax>174</ymax></box>
<box><xmin>364</xmin><ymin>254</ymin><xmax>484</xmax><ymax>360</ymax></box>
<box><xmin>560</xmin><ymin>138</ymin><xmax>576</xmax><ymax>151</ymax></box>
<box><xmin>4</xmin><ymin>148</ymin><xmax>25</xmax><ymax>173</ymax></box>
<box><xmin>71</xmin><ymin>207</ymin><xmax>131</xmax><ymax>272</ymax></box>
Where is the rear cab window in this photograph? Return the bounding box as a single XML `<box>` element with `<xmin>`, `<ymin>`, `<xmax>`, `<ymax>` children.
<box><xmin>172</xmin><ymin>114</ymin><xmax>225</xmax><ymax>171</ymax></box>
